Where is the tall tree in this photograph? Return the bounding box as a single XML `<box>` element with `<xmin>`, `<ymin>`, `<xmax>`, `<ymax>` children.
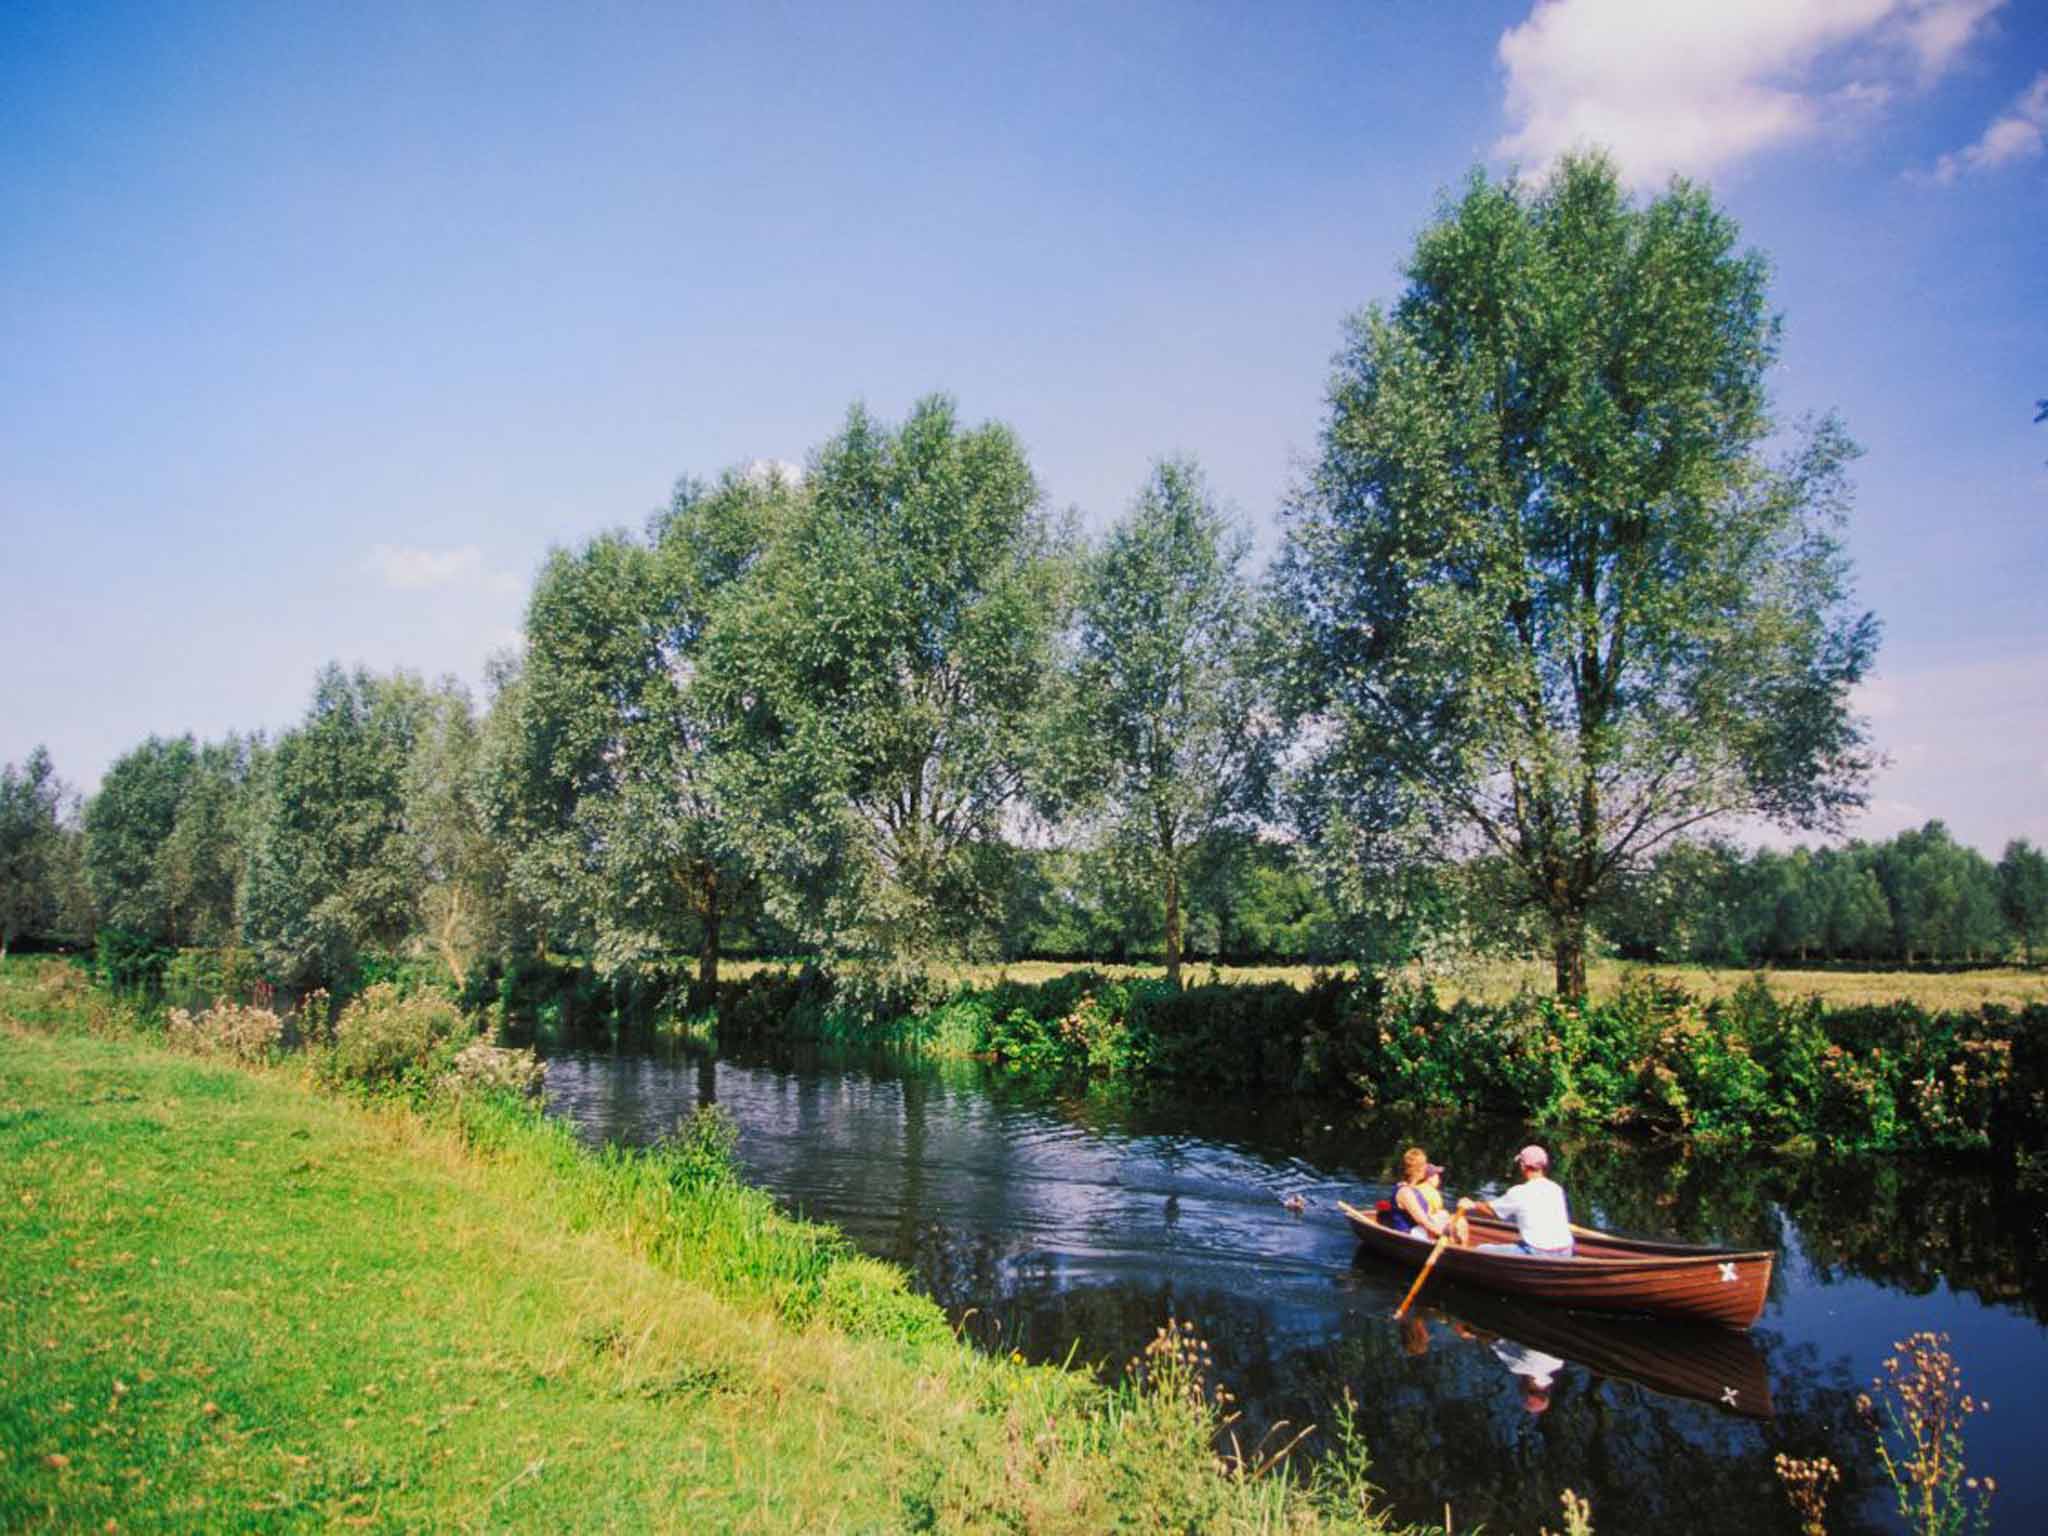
<box><xmin>488</xmin><ymin>471</ymin><xmax>783</xmax><ymax>986</ymax></box>
<box><xmin>158</xmin><ymin>736</ymin><xmax>259</xmax><ymax>949</ymax></box>
<box><xmin>1996</xmin><ymin>837</ymin><xmax>2048</xmax><ymax>966</ymax></box>
<box><xmin>1069</xmin><ymin>459</ymin><xmax>1272</xmax><ymax>986</ymax></box>
<box><xmin>241</xmin><ymin>666</ymin><xmax>442</xmax><ymax>987</ymax></box>
<box><xmin>1278</xmin><ymin>154</ymin><xmax>1878</xmax><ymax>998</ymax></box>
<box><xmin>708</xmin><ymin>397</ymin><xmax>1071</xmax><ymax>963</ymax></box>
<box><xmin>84</xmin><ymin>736</ymin><xmax>201</xmax><ymax>947</ymax></box>
<box><xmin>401</xmin><ymin>685</ymin><xmax>504</xmax><ymax>989</ymax></box>
<box><xmin>0</xmin><ymin>747</ymin><xmax>68</xmax><ymax>957</ymax></box>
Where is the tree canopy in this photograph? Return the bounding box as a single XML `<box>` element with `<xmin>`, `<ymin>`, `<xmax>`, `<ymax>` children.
<box><xmin>1</xmin><ymin>747</ymin><xmax>71</xmax><ymax>957</ymax></box>
<box><xmin>1278</xmin><ymin>153</ymin><xmax>1878</xmax><ymax>998</ymax></box>
<box><xmin>705</xmin><ymin>397</ymin><xmax>1072</xmax><ymax>964</ymax></box>
<box><xmin>1069</xmin><ymin>458</ymin><xmax>1272</xmax><ymax>986</ymax></box>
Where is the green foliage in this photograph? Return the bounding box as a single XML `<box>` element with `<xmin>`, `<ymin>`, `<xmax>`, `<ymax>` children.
<box><xmin>82</xmin><ymin>734</ymin><xmax>256</xmax><ymax>953</ymax></box>
<box><xmin>1997</xmin><ymin>838</ymin><xmax>2048</xmax><ymax>966</ymax></box>
<box><xmin>94</xmin><ymin>925</ymin><xmax>171</xmax><ymax>996</ymax></box>
<box><xmin>84</xmin><ymin>735</ymin><xmax>197</xmax><ymax>944</ymax></box>
<box><xmin>1603</xmin><ymin>824</ymin><xmax>2016</xmax><ymax>967</ymax></box>
<box><xmin>486</xmin><ymin>473</ymin><xmax>779</xmax><ymax>989</ymax></box>
<box><xmin>322</xmin><ymin>981</ymin><xmax>475</xmax><ymax>1097</ymax></box>
<box><xmin>703</xmin><ymin>960</ymin><xmax>2044</xmax><ymax>1158</ymax></box>
<box><xmin>1278</xmin><ymin>153</ymin><xmax>1877</xmax><ymax>997</ymax></box>
<box><xmin>661</xmin><ymin>1103</ymin><xmax>743</xmax><ymax>1187</ymax></box>
<box><xmin>1065</xmin><ymin>458</ymin><xmax>1273</xmax><ymax>985</ymax></box>
<box><xmin>401</xmin><ymin>682</ymin><xmax>512</xmax><ymax>992</ymax></box>
<box><xmin>0</xmin><ymin>746</ymin><xmax>75</xmax><ymax>956</ymax></box>
<box><xmin>706</xmin><ymin>396</ymin><xmax>1073</xmax><ymax>965</ymax></box>
<box><xmin>240</xmin><ymin>666</ymin><xmax>449</xmax><ymax>989</ymax></box>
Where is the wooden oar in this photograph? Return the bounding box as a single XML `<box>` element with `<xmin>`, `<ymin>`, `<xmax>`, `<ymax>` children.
<box><xmin>1393</xmin><ymin>1233</ymin><xmax>1452</xmax><ymax>1319</ymax></box>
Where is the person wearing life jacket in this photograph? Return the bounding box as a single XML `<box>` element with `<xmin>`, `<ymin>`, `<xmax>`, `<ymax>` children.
<box><xmin>1386</xmin><ymin>1147</ymin><xmax>1454</xmax><ymax>1240</ymax></box>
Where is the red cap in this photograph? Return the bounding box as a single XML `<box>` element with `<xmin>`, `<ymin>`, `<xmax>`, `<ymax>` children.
<box><xmin>1516</xmin><ymin>1145</ymin><xmax>1549</xmax><ymax>1170</ymax></box>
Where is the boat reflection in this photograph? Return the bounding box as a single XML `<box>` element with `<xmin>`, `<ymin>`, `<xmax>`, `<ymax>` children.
<box><xmin>1396</xmin><ymin>1277</ymin><xmax>1775</xmax><ymax>1420</ymax></box>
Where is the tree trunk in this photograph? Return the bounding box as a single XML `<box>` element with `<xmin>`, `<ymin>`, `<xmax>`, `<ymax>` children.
<box><xmin>1553</xmin><ymin>918</ymin><xmax>1588</xmax><ymax>1003</ymax></box>
<box><xmin>697</xmin><ymin>867</ymin><xmax>721</xmax><ymax>990</ymax></box>
<box><xmin>1164</xmin><ymin>858</ymin><xmax>1183</xmax><ymax>990</ymax></box>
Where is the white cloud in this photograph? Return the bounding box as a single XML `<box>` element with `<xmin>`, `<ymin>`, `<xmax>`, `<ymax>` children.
<box><xmin>1495</xmin><ymin>0</ymin><xmax>2009</xmax><ymax>188</ymax></box>
<box><xmin>1929</xmin><ymin>69</ymin><xmax>2048</xmax><ymax>181</ymax></box>
<box><xmin>1894</xmin><ymin>0</ymin><xmax>2007</xmax><ymax>78</ymax></box>
<box><xmin>367</xmin><ymin>543</ymin><xmax>486</xmax><ymax>591</ymax></box>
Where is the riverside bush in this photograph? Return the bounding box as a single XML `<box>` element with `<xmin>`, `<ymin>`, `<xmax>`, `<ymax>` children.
<box><xmin>704</xmin><ymin>963</ymin><xmax>2046</xmax><ymax>1157</ymax></box>
<box><xmin>439</xmin><ymin>1037</ymin><xmax>546</xmax><ymax>1100</ymax></box>
<box><xmin>325</xmin><ymin>981</ymin><xmax>473</xmax><ymax>1095</ymax></box>
<box><xmin>164</xmin><ymin>999</ymin><xmax>284</xmax><ymax>1062</ymax></box>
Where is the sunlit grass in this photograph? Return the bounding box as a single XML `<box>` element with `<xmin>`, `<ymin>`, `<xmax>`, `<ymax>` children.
<box><xmin>1430</xmin><ymin>958</ymin><xmax>2048</xmax><ymax>1010</ymax></box>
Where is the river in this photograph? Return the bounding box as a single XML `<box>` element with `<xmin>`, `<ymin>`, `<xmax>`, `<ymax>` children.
<box><xmin>530</xmin><ymin>1033</ymin><xmax>2047</xmax><ymax>1534</ymax></box>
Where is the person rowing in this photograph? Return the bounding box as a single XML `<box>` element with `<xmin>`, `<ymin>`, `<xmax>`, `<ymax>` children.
<box><xmin>1456</xmin><ymin>1144</ymin><xmax>1574</xmax><ymax>1259</ymax></box>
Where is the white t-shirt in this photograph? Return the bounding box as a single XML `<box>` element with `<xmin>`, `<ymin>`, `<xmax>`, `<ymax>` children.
<box><xmin>1490</xmin><ymin>1175</ymin><xmax>1571</xmax><ymax>1251</ymax></box>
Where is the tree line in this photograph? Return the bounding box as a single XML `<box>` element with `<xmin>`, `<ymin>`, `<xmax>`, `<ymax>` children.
<box><xmin>4</xmin><ymin>155</ymin><xmax>1946</xmax><ymax>1001</ymax></box>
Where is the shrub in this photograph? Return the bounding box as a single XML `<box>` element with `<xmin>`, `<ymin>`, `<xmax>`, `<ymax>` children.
<box><xmin>814</xmin><ymin>1255</ymin><xmax>953</xmax><ymax>1348</ymax></box>
<box><xmin>440</xmin><ymin>1039</ymin><xmax>546</xmax><ymax>1101</ymax></box>
<box><xmin>94</xmin><ymin>927</ymin><xmax>169</xmax><ymax>996</ymax></box>
<box><xmin>326</xmin><ymin>982</ymin><xmax>474</xmax><ymax>1094</ymax></box>
<box><xmin>292</xmin><ymin>988</ymin><xmax>334</xmax><ymax>1049</ymax></box>
<box><xmin>659</xmin><ymin>1104</ymin><xmax>742</xmax><ymax>1189</ymax></box>
<box><xmin>165</xmin><ymin>1000</ymin><xmax>284</xmax><ymax>1062</ymax></box>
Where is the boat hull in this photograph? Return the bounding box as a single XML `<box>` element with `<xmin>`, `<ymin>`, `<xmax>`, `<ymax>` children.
<box><xmin>1340</xmin><ymin>1203</ymin><xmax>1773</xmax><ymax>1328</ymax></box>
<box><xmin>1423</xmin><ymin>1281</ymin><xmax>1775</xmax><ymax>1417</ymax></box>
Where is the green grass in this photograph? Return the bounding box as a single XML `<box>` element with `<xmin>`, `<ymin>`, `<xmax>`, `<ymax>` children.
<box><xmin>0</xmin><ymin>960</ymin><xmax>1403</xmax><ymax>1534</ymax></box>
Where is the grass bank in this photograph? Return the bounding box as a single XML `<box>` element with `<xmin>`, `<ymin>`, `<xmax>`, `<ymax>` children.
<box><xmin>0</xmin><ymin>958</ymin><xmax>1407</xmax><ymax>1534</ymax></box>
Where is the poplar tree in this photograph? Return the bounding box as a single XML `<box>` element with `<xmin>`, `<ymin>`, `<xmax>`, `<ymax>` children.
<box><xmin>1279</xmin><ymin>153</ymin><xmax>1877</xmax><ymax>998</ymax></box>
<box><xmin>1070</xmin><ymin>459</ymin><xmax>1270</xmax><ymax>986</ymax></box>
<box><xmin>707</xmin><ymin>397</ymin><xmax>1070</xmax><ymax>963</ymax></box>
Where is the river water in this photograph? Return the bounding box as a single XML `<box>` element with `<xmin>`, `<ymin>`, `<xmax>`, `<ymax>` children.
<box><xmin>531</xmin><ymin>1035</ymin><xmax>2047</xmax><ymax>1534</ymax></box>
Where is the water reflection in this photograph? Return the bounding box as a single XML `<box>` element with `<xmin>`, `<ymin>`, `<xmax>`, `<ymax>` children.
<box><xmin>529</xmin><ymin>1028</ymin><xmax>2044</xmax><ymax>1534</ymax></box>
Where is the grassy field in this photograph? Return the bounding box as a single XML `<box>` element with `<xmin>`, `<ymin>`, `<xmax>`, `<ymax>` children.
<box><xmin>0</xmin><ymin>960</ymin><xmax>1398</xmax><ymax>1534</ymax></box>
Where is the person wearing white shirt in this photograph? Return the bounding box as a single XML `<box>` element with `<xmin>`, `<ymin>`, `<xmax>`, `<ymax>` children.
<box><xmin>1456</xmin><ymin>1144</ymin><xmax>1574</xmax><ymax>1257</ymax></box>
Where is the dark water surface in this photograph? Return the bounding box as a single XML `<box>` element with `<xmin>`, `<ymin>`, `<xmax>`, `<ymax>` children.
<box><xmin>533</xmin><ymin>1035</ymin><xmax>2048</xmax><ymax>1535</ymax></box>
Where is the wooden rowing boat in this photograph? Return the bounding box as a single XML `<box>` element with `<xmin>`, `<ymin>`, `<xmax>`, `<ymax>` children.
<box><xmin>1420</xmin><ymin>1281</ymin><xmax>1775</xmax><ymax>1417</ymax></box>
<box><xmin>1338</xmin><ymin>1201</ymin><xmax>1774</xmax><ymax>1328</ymax></box>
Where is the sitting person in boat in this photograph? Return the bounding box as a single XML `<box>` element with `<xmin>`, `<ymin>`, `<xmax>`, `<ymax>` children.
<box><xmin>1423</xmin><ymin>1162</ymin><xmax>1472</xmax><ymax>1245</ymax></box>
<box><xmin>1456</xmin><ymin>1144</ymin><xmax>1574</xmax><ymax>1259</ymax></box>
<box><xmin>1387</xmin><ymin>1147</ymin><xmax>1457</xmax><ymax>1241</ymax></box>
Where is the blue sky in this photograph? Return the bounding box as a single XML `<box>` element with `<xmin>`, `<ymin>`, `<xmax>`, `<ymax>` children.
<box><xmin>3</xmin><ymin>0</ymin><xmax>2043</xmax><ymax>852</ymax></box>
